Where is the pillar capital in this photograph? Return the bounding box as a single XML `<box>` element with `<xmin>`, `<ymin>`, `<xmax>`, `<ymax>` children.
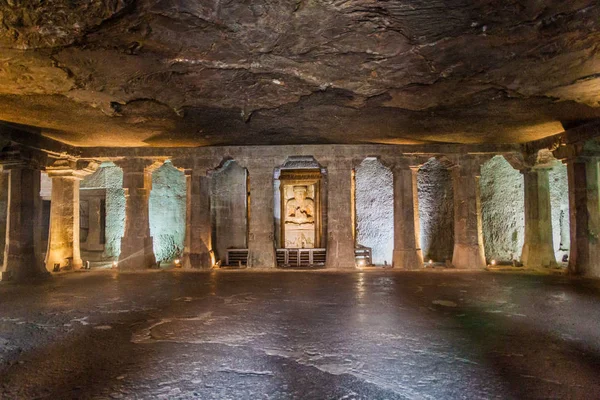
<box><xmin>46</xmin><ymin>157</ymin><xmax>99</xmax><ymax>179</ymax></box>
<box><xmin>0</xmin><ymin>144</ymin><xmax>45</xmax><ymax>171</ymax></box>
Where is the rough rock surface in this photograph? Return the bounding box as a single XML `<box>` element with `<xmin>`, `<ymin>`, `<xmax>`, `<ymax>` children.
<box><xmin>0</xmin><ymin>1</ymin><xmax>599</xmax><ymax>146</ymax></box>
<box><xmin>149</xmin><ymin>160</ymin><xmax>185</xmax><ymax>262</ymax></box>
<box><xmin>418</xmin><ymin>158</ymin><xmax>454</xmax><ymax>261</ymax></box>
<box><xmin>211</xmin><ymin>160</ymin><xmax>247</xmax><ymax>263</ymax></box>
<box><xmin>355</xmin><ymin>158</ymin><xmax>393</xmax><ymax>265</ymax></box>
<box><xmin>549</xmin><ymin>162</ymin><xmax>570</xmax><ymax>262</ymax></box>
<box><xmin>480</xmin><ymin>156</ymin><xmax>524</xmax><ymax>261</ymax></box>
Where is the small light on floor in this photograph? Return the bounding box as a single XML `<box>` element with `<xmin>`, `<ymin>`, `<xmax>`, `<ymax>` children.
<box><xmin>174</xmin><ymin>259</ymin><xmax>182</xmax><ymax>267</ymax></box>
<box><xmin>428</xmin><ymin>259</ymin><xmax>433</xmax><ymax>267</ymax></box>
<box><xmin>357</xmin><ymin>259</ymin><xmax>366</xmax><ymax>267</ymax></box>
<box><xmin>491</xmin><ymin>259</ymin><xmax>497</xmax><ymax>266</ymax></box>
<box><xmin>112</xmin><ymin>261</ymin><xmax>118</xmax><ymax>269</ymax></box>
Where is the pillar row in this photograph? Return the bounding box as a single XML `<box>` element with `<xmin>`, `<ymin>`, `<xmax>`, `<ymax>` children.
<box><xmin>116</xmin><ymin>159</ymin><xmax>156</xmax><ymax>270</ymax></box>
<box><xmin>567</xmin><ymin>157</ymin><xmax>600</xmax><ymax>277</ymax></box>
<box><xmin>182</xmin><ymin>170</ymin><xmax>212</xmax><ymax>268</ymax></box>
<box><xmin>326</xmin><ymin>160</ymin><xmax>355</xmax><ymax>268</ymax></box>
<box><xmin>247</xmin><ymin>165</ymin><xmax>276</xmax><ymax>268</ymax></box>
<box><xmin>521</xmin><ymin>167</ymin><xmax>557</xmax><ymax>268</ymax></box>
<box><xmin>451</xmin><ymin>158</ymin><xmax>486</xmax><ymax>269</ymax></box>
<box><xmin>392</xmin><ymin>164</ymin><xmax>423</xmax><ymax>269</ymax></box>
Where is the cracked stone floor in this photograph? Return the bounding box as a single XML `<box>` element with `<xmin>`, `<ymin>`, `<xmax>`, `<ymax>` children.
<box><xmin>1</xmin><ymin>269</ymin><xmax>599</xmax><ymax>399</ymax></box>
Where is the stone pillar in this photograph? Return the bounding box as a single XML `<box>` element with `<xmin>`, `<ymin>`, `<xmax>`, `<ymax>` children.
<box><xmin>451</xmin><ymin>158</ymin><xmax>486</xmax><ymax>269</ymax></box>
<box><xmin>247</xmin><ymin>165</ymin><xmax>275</xmax><ymax>268</ymax></box>
<box><xmin>45</xmin><ymin>159</ymin><xmax>93</xmax><ymax>271</ymax></box>
<box><xmin>0</xmin><ymin>170</ymin><xmax>7</xmax><ymax>267</ymax></box>
<box><xmin>326</xmin><ymin>160</ymin><xmax>355</xmax><ymax>268</ymax></box>
<box><xmin>566</xmin><ymin>158</ymin><xmax>600</xmax><ymax>277</ymax></box>
<box><xmin>182</xmin><ymin>170</ymin><xmax>212</xmax><ymax>268</ymax></box>
<box><xmin>521</xmin><ymin>167</ymin><xmax>557</xmax><ymax>268</ymax></box>
<box><xmin>116</xmin><ymin>159</ymin><xmax>156</xmax><ymax>270</ymax></box>
<box><xmin>2</xmin><ymin>164</ymin><xmax>46</xmax><ymax>281</ymax></box>
<box><xmin>392</xmin><ymin>163</ymin><xmax>423</xmax><ymax>269</ymax></box>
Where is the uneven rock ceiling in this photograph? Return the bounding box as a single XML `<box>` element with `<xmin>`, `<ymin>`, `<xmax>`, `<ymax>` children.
<box><xmin>0</xmin><ymin>0</ymin><xmax>599</xmax><ymax>147</ymax></box>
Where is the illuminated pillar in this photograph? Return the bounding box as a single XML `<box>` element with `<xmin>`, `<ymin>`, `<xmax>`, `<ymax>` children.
<box><xmin>392</xmin><ymin>163</ymin><xmax>423</xmax><ymax>269</ymax></box>
<box><xmin>116</xmin><ymin>159</ymin><xmax>156</xmax><ymax>270</ymax></box>
<box><xmin>1</xmin><ymin>160</ymin><xmax>46</xmax><ymax>281</ymax></box>
<box><xmin>521</xmin><ymin>167</ymin><xmax>557</xmax><ymax>268</ymax></box>
<box><xmin>451</xmin><ymin>157</ymin><xmax>486</xmax><ymax>269</ymax></box>
<box><xmin>45</xmin><ymin>159</ymin><xmax>93</xmax><ymax>271</ymax></box>
<box><xmin>182</xmin><ymin>170</ymin><xmax>212</xmax><ymax>268</ymax></box>
<box><xmin>247</xmin><ymin>165</ymin><xmax>276</xmax><ymax>268</ymax></box>
<box><xmin>566</xmin><ymin>157</ymin><xmax>600</xmax><ymax>277</ymax></box>
<box><xmin>326</xmin><ymin>160</ymin><xmax>355</xmax><ymax>268</ymax></box>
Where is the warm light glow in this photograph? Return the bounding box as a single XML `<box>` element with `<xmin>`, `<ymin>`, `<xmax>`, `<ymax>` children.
<box><xmin>491</xmin><ymin>259</ymin><xmax>497</xmax><ymax>266</ymax></box>
<box><xmin>112</xmin><ymin>261</ymin><xmax>118</xmax><ymax>268</ymax></box>
<box><xmin>428</xmin><ymin>259</ymin><xmax>433</xmax><ymax>265</ymax></box>
<box><xmin>174</xmin><ymin>259</ymin><xmax>182</xmax><ymax>267</ymax></box>
<box><xmin>358</xmin><ymin>259</ymin><xmax>366</xmax><ymax>267</ymax></box>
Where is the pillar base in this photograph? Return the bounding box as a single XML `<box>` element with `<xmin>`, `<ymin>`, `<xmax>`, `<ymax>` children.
<box><xmin>521</xmin><ymin>244</ymin><xmax>558</xmax><ymax>268</ymax></box>
<box><xmin>452</xmin><ymin>244</ymin><xmax>486</xmax><ymax>269</ymax></box>
<box><xmin>183</xmin><ymin>252</ymin><xmax>212</xmax><ymax>269</ymax></box>
<box><xmin>393</xmin><ymin>248</ymin><xmax>423</xmax><ymax>270</ymax></box>
<box><xmin>248</xmin><ymin>247</ymin><xmax>276</xmax><ymax>269</ymax></box>
<box><xmin>118</xmin><ymin>237</ymin><xmax>156</xmax><ymax>270</ymax></box>
<box><xmin>325</xmin><ymin>249</ymin><xmax>356</xmax><ymax>269</ymax></box>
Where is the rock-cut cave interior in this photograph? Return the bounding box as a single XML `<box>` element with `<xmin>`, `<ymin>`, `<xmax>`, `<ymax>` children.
<box><xmin>0</xmin><ymin>1</ymin><xmax>600</xmax><ymax>399</ymax></box>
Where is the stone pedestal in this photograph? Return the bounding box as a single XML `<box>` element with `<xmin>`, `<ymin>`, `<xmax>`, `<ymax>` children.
<box><xmin>392</xmin><ymin>164</ymin><xmax>423</xmax><ymax>269</ymax></box>
<box><xmin>566</xmin><ymin>158</ymin><xmax>600</xmax><ymax>277</ymax></box>
<box><xmin>182</xmin><ymin>171</ymin><xmax>212</xmax><ymax>268</ymax></box>
<box><xmin>451</xmin><ymin>158</ymin><xmax>486</xmax><ymax>269</ymax></box>
<box><xmin>521</xmin><ymin>168</ymin><xmax>557</xmax><ymax>268</ymax></box>
<box><xmin>45</xmin><ymin>161</ymin><xmax>91</xmax><ymax>271</ymax></box>
<box><xmin>2</xmin><ymin>165</ymin><xmax>46</xmax><ymax>281</ymax></box>
<box><xmin>247</xmin><ymin>166</ymin><xmax>276</xmax><ymax>268</ymax></box>
<box><xmin>116</xmin><ymin>159</ymin><xmax>156</xmax><ymax>270</ymax></box>
<box><xmin>326</xmin><ymin>161</ymin><xmax>355</xmax><ymax>268</ymax></box>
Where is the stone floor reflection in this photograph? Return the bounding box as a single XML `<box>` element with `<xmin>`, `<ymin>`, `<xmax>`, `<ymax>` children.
<box><xmin>1</xmin><ymin>270</ymin><xmax>599</xmax><ymax>399</ymax></box>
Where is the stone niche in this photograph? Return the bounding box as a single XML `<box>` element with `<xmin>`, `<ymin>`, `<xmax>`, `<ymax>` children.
<box><xmin>149</xmin><ymin>161</ymin><xmax>186</xmax><ymax>262</ymax></box>
<box><xmin>210</xmin><ymin>160</ymin><xmax>248</xmax><ymax>264</ymax></box>
<box><xmin>80</xmin><ymin>162</ymin><xmax>125</xmax><ymax>260</ymax></box>
<box><xmin>354</xmin><ymin>158</ymin><xmax>393</xmax><ymax>265</ymax></box>
<box><xmin>480</xmin><ymin>155</ymin><xmax>525</xmax><ymax>262</ymax></box>
<box><xmin>279</xmin><ymin>169</ymin><xmax>323</xmax><ymax>248</ymax></box>
<box><xmin>418</xmin><ymin>158</ymin><xmax>454</xmax><ymax>262</ymax></box>
<box><xmin>549</xmin><ymin>162</ymin><xmax>570</xmax><ymax>262</ymax></box>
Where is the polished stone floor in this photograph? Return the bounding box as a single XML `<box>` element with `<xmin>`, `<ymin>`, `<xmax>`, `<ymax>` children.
<box><xmin>1</xmin><ymin>270</ymin><xmax>599</xmax><ymax>399</ymax></box>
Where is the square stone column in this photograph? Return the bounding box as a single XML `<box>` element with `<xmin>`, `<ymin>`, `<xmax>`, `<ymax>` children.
<box><xmin>566</xmin><ymin>158</ymin><xmax>600</xmax><ymax>277</ymax></box>
<box><xmin>326</xmin><ymin>160</ymin><xmax>355</xmax><ymax>268</ymax></box>
<box><xmin>0</xmin><ymin>170</ymin><xmax>7</xmax><ymax>267</ymax></box>
<box><xmin>247</xmin><ymin>165</ymin><xmax>276</xmax><ymax>268</ymax></box>
<box><xmin>451</xmin><ymin>158</ymin><xmax>486</xmax><ymax>269</ymax></box>
<box><xmin>392</xmin><ymin>163</ymin><xmax>423</xmax><ymax>269</ymax></box>
<box><xmin>521</xmin><ymin>167</ymin><xmax>557</xmax><ymax>268</ymax></box>
<box><xmin>182</xmin><ymin>170</ymin><xmax>212</xmax><ymax>268</ymax></box>
<box><xmin>45</xmin><ymin>159</ymin><xmax>96</xmax><ymax>271</ymax></box>
<box><xmin>2</xmin><ymin>164</ymin><xmax>47</xmax><ymax>281</ymax></box>
<box><xmin>115</xmin><ymin>159</ymin><xmax>156</xmax><ymax>270</ymax></box>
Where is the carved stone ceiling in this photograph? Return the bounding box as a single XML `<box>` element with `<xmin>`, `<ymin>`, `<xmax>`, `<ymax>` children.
<box><xmin>0</xmin><ymin>0</ymin><xmax>599</xmax><ymax>147</ymax></box>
